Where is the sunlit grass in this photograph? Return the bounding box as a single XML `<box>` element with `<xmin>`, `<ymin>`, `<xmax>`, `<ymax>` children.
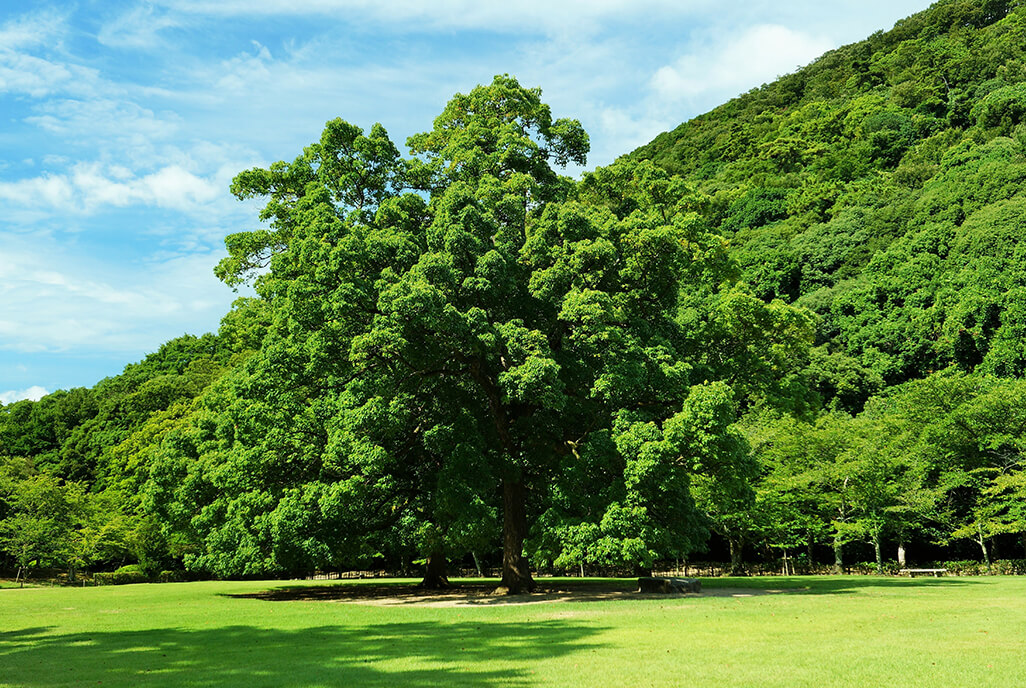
<box><xmin>2</xmin><ymin>575</ymin><xmax>1025</xmax><ymax>687</ymax></box>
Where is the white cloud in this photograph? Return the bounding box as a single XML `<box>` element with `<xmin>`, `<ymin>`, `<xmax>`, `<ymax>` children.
<box><xmin>139</xmin><ymin>164</ymin><xmax>223</xmax><ymax>208</ymax></box>
<box><xmin>177</xmin><ymin>42</ymin><xmax>458</xmax><ymax>156</ymax></box>
<box><xmin>651</xmin><ymin>24</ymin><xmax>834</xmax><ymax>105</ymax></box>
<box><xmin>0</xmin><ymin>10</ymin><xmax>100</xmax><ymax>99</ymax></box>
<box><xmin>150</xmin><ymin>0</ymin><xmax>715</xmax><ymax>34</ymax></box>
<box><xmin>0</xmin><ymin>8</ymin><xmax>67</xmax><ymax>51</ymax></box>
<box><xmin>594</xmin><ymin>107</ymin><xmax>676</xmax><ymax>165</ymax></box>
<box><xmin>0</xmin><ymin>386</ymin><xmax>49</xmax><ymax>404</ymax></box>
<box><xmin>214</xmin><ymin>43</ymin><xmax>275</xmax><ymax>94</ymax></box>
<box><xmin>0</xmin><ymin>52</ymin><xmax>100</xmax><ymax>98</ymax></box>
<box><xmin>0</xmin><ymin>162</ymin><xmax>225</xmax><ymax>214</ymax></box>
<box><xmin>0</xmin><ymin>238</ymin><xmax>235</xmax><ymax>356</ymax></box>
<box><xmin>26</xmin><ymin>99</ymin><xmax>177</xmax><ymax>141</ymax></box>
<box><xmin>97</xmin><ymin>3</ymin><xmax>183</xmax><ymax>49</ymax></box>
<box><xmin>0</xmin><ymin>174</ymin><xmax>75</xmax><ymax>208</ymax></box>
<box><xmin>128</xmin><ymin>0</ymin><xmax>931</xmax><ymax>43</ymax></box>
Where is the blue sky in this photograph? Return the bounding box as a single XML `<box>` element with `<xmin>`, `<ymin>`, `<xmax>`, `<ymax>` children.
<box><xmin>1</xmin><ymin>0</ymin><xmax>931</xmax><ymax>402</ymax></box>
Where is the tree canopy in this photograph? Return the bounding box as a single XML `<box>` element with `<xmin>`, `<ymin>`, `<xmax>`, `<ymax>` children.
<box><xmin>142</xmin><ymin>75</ymin><xmax>812</xmax><ymax>591</ymax></box>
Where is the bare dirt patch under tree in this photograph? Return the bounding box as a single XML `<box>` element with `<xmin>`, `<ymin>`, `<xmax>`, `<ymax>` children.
<box><xmin>229</xmin><ymin>579</ymin><xmax>788</xmax><ymax>607</ymax></box>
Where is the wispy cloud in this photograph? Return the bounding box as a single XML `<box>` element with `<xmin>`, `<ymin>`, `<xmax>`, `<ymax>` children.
<box><xmin>97</xmin><ymin>3</ymin><xmax>183</xmax><ymax>49</ymax></box>
<box><xmin>0</xmin><ymin>386</ymin><xmax>49</xmax><ymax>404</ymax></box>
<box><xmin>0</xmin><ymin>52</ymin><xmax>100</xmax><ymax>98</ymax></box>
<box><xmin>0</xmin><ymin>238</ymin><xmax>235</xmax><ymax>356</ymax></box>
<box><xmin>26</xmin><ymin>99</ymin><xmax>178</xmax><ymax>141</ymax></box>
<box><xmin>0</xmin><ymin>8</ymin><xmax>68</xmax><ymax>50</ymax></box>
<box><xmin>650</xmin><ymin>24</ymin><xmax>834</xmax><ymax>107</ymax></box>
<box><xmin>0</xmin><ymin>10</ymin><xmax>100</xmax><ymax>99</ymax></box>
<box><xmin>0</xmin><ymin>174</ymin><xmax>75</xmax><ymax>208</ymax></box>
<box><xmin>0</xmin><ymin>162</ymin><xmax>225</xmax><ymax>214</ymax></box>
<box><xmin>143</xmin><ymin>0</ymin><xmax>716</xmax><ymax>35</ymax></box>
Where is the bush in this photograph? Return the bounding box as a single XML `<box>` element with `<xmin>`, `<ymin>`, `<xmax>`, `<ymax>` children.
<box><xmin>157</xmin><ymin>570</ymin><xmax>188</xmax><ymax>583</ymax></box>
<box><xmin>94</xmin><ymin>565</ymin><xmax>149</xmax><ymax>586</ymax></box>
<box><xmin>992</xmin><ymin>559</ymin><xmax>1026</xmax><ymax>575</ymax></box>
<box><xmin>937</xmin><ymin>559</ymin><xmax>1026</xmax><ymax>576</ymax></box>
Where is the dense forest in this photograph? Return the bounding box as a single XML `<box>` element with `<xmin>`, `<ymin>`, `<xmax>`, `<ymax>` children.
<box><xmin>5</xmin><ymin>0</ymin><xmax>1026</xmax><ymax>588</ymax></box>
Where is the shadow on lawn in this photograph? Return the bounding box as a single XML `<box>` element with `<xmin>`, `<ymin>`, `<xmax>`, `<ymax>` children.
<box><xmin>705</xmin><ymin>575</ymin><xmax>981</xmax><ymax>596</ymax></box>
<box><xmin>0</xmin><ymin>619</ymin><xmax>604</xmax><ymax>688</ymax></box>
<box><xmin>231</xmin><ymin>576</ymin><xmax>978</xmax><ymax>605</ymax></box>
<box><xmin>227</xmin><ymin>579</ymin><xmax>640</xmax><ymax>605</ymax></box>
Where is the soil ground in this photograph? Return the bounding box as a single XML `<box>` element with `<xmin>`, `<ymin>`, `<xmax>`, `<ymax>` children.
<box><xmin>229</xmin><ymin>579</ymin><xmax>789</xmax><ymax>607</ymax></box>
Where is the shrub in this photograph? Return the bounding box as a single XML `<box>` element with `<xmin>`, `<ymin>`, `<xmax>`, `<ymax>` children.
<box><xmin>157</xmin><ymin>570</ymin><xmax>187</xmax><ymax>583</ymax></box>
<box><xmin>94</xmin><ymin>565</ymin><xmax>149</xmax><ymax>586</ymax></box>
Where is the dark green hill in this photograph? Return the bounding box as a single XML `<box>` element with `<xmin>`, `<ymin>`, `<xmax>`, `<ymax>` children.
<box><xmin>631</xmin><ymin>0</ymin><xmax>1026</xmax><ymax>406</ymax></box>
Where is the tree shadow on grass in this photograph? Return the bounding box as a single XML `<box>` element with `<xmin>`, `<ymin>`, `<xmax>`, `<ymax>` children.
<box><xmin>0</xmin><ymin>619</ymin><xmax>604</xmax><ymax>688</ymax></box>
<box><xmin>229</xmin><ymin>576</ymin><xmax>980</xmax><ymax>606</ymax></box>
<box><xmin>704</xmin><ymin>575</ymin><xmax>982</xmax><ymax>596</ymax></box>
<box><xmin>227</xmin><ymin>579</ymin><xmax>641</xmax><ymax>606</ymax></box>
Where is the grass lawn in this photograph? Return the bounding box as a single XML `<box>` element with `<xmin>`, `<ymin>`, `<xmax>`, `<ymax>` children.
<box><xmin>2</xmin><ymin>575</ymin><xmax>1025</xmax><ymax>687</ymax></box>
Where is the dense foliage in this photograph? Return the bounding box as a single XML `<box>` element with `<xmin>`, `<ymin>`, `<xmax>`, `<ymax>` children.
<box><xmin>6</xmin><ymin>0</ymin><xmax>1026</xmax><ymax>582</ymax></box>
<box><xmin>626</xmin><ymin>0</ymin><xmax>1026</xmax><ymax>569</ymax></box>
<box><xmin>634</xmin><ymin>0</ymin><xmax>1026</xmax><ymax>393</ymax></box>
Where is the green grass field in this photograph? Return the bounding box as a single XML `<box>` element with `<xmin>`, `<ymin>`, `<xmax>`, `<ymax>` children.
<box><xmin>2</xmin><ymin>576</ymin><xmax>1025</xmax><ymax>687</ymax></box>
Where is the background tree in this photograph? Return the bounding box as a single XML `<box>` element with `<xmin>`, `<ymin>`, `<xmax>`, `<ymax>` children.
<box><xmin>0</xmin><ymin>468</ymin><xmax>88</xmax><ymax>582</ymax></box>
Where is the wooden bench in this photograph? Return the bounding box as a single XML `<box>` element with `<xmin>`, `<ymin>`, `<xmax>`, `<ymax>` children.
<box><xmin>900</xmin><ymin>568</ymin><xmax>947</xmax><ymax>578</ymax></box>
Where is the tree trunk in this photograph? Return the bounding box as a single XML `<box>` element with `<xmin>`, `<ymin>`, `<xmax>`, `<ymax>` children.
<box><xmin>419</xmin><ymin>550</ymin><xmax>450</xmax><ymax>589</ymax></box>
<box><xmin>499</xmin><ymin>475</ymin><xmax>535</xmax><ymax>594</ymax></box>
<box><xmin>873</xmin><ymin>531</ymin><xmax>883</xmax><ymax>575</ymax></box>
<box><xmin>897</xmin><ymin>541</ymin><xmax>906</xmax><ymax>567</ymax></box>
<box><xmin>472</xmin><ymin>359</ymin><xmax>534</xmax><ymax>594</ymax></box>
<box><xmin>832</xmin><ymin>536</ymin><xmax>844</xmax><ymax>575</ymax></box>
<box><xmin>728</xmin><ymin>536</ymin><xmax>744</xmax><ymax>575</ymax></box>
<box><xmin>977</xmin><ymin>524</ymin><xmax>991</xmax><ymax>573</ymax></box>
<box><xmin>471</xmin><ymin>551</ymin><xmax>483</xmax><ymax>577</ymax></box>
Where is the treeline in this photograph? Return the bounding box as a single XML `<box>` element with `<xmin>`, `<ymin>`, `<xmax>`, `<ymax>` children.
<box><xmin>0</xmin><ymin>304</ymin><xmax>266</xmax><ymax>580</ymax></box>
<box><xmin>741</xmin><ymin>372</ymin><xmax>1026</xmax><ymax>573</ymax></box>
<box><xmin>5</xmin><ymin>0</ymin><xmax>1026</xmax><ymax>585</ymax></box>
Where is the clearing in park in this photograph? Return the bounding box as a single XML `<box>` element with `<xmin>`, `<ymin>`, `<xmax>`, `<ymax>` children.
<box><xmin>2</xmin><ymin>575</ymin><xmax>1026</xmax><ymax>687</ymax></box>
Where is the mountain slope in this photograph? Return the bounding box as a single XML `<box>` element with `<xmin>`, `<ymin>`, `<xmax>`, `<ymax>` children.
<box><xmin>632</xmin><ymin>0</ymin><xmax>1026</xmax><ymax>406</ymax></box>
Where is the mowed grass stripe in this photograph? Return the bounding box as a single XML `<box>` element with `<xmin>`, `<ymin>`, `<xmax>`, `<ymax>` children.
<box><xmin>2</xmin><ymin>576</ymin><xmax>1025</xmax><ymax>687</ymax></box>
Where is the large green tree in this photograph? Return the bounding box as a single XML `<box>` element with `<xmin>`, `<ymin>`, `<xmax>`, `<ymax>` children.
<box><xmin>150</xmin><ymin>76</ymin><xmax>812</xmax><ymax>592</ymax></box>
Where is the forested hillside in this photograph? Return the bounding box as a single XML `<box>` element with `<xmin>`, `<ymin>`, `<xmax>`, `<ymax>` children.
<box><xmin>0</xmin><ymin>299</ymin><xmax>267</xmax><ymax>580</ymax></box>
<box><xmin>627</xmin><ymin>0</ymin><xmax>1026</xmax><ymax>570</ymax></box>
<box><xmin>5</xmin><ymin>0</ymin><xmax>1026</xmax><ymax>585</ymax></box>
<box><xmin>634</xmin><ymin>0</ymin><xmax>1026</xmax><ymax>400</ymax></box>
